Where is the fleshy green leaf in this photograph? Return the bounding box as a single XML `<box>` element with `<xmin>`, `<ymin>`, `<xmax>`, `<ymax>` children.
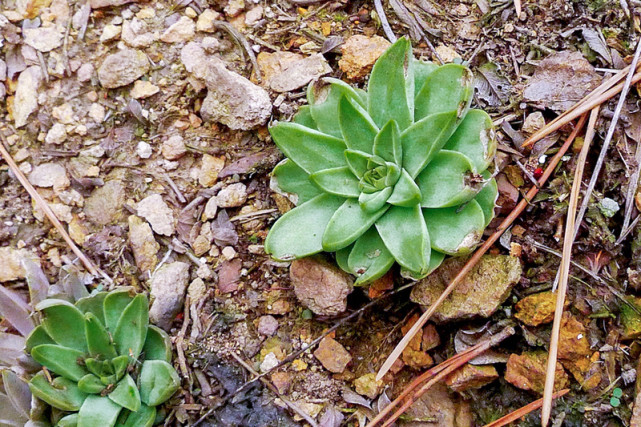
<box><xmin>139</xmin><ymin>360</ymin><xmax>180</xmax><ymax>407</ymax></box>
<box><xmin>475</xmin><ymin>173</ymin><xmax>498</xmax><ymax>227</ymax></box>
<box><xmin>58</xmin><ymin>414</ymin><xmax>79</xmax><ymax>427</ymax></box>
<box><xmin>293</xmin><ymin>105</ymin><xmax>316</xmax><ymax>129</ymax></box>
<box><xmin>423</xmin><ymin>200</ymin><xmax>485</xmax><ymax>255</ymax></box>
<box><xmin>401</xmin><ymin>111</ymin><xmax>458</xmax><ymax>178</ymax></box>
<box><xmin>142</xmin><ymin>325</ymin><xmax>172</xmax><ymax>362</ymax></box>
<box><xmin>368</xmin><ymin>37</ymin><xmax>414</xmax><ymax>129</ymax></box>
<box><xmin>85</xmin><ymin>313</ymin><xmax>117</xmax><ymax>359</ymax></box>
<box><xmin>75</xmin><ymin>292</ymin><xmax>108</xmax><ymax>326</ymax></box>
<box><xmin>25</xmin><ymin>325</ymin><xmax>55</xmax><ymax>353</ymax></box>
<box><xmin>309</xmin><ymin>166</ymin><xmax>361</xmax><ymax>198</ymax></box>
<box><xmin>308</xmin><ymin>78</ymin><xmax>366</xmax><ymax>138</ymax></box>
<box><xmin>372</xmin><ymin>120</ymin><xmax>402</xmax><ymax>165</ymax></box>
<box><xmin>265</xmin><ymin>194</ymin><xmax>345</xmax><ymax>261</ymax></box>
<box><xmin>78</xmin><ymin>374</ymin><xmax>106</xmax><ymax>394</ymax></box>
<box><xmin>413</xmin><ymin>58</ymin><xmax>438</xmax><ymax>98</ymax></box>
<box><xmin>36</xmin><ymin>299</ymin><xmax>87</xmax><ymax>352</ymax></box>
<box><xmin>30</xmin><ymin>345</ymin><xmax>88</xmax><ymax>382</ymax></box>
<box><xmin>271</xmin><ymin>159</ymin><xmax>321</xmax><ymax>205</ymax></box>
<box><xmin>29</xmin><ymin>371</ymin><xmax>87</xmax><ymax>412</ymax></box>
<box><xmin>414</xmin><ymin>63</ymin><xmax>473</xmax><ymax>121</ymax></box>
<box><xmin>417</xmin><ymin>150</ymin><xmax>482</xmax><ymax>208</ymax></box>
<box><xmin>112</xmin><ymin>355</ymin><xmax>130</xmax><ymax>382</ymax></box>
<box><xmin>78</xmin><ymin>395</ymin><xmax>122</xmax><ymax>427</ymax></box>
<box><xmin>401</xmin><ymin>250</ymin><xmax>445</xmax><ymax>280</ymax></box>
<box><xmin>108</xmin><ymin>375</ymin><xmax>141</xmax><ymax>412</ymax></box>
<box><xmin>358</xmin><ymin>187</ymin><xmax>392</xmax><ymax>212</ymax></box>
<box><xmin>335</xmin><ymin>245</ymin><xmax>354</xmax><ymax>274</ymax></box>
<box><xmin>270</xmin><ymin>122</ymin><xmax>347</xmax><ymax>174</ymax></box>
<box><xmin>387</xmin><ymin>169</ymin><xmax>421</xmax><ymax>207</ymax></box>
<box><xmin>344</xmin><ymin>149</ymin><xmax>371</xmax><ymax>179</ymax></box>
<box><xmin>443</xmin><ymin>109</ymin><xmax>496</xmax><ymax>172</ymax></box>
<box><xmin>103</xmin><ymin>289</ymin><xmax>134</xmax><ymax>334</ymax></box>
<box><xmin>115</xmin><ymin>404</ymin><xmax>156</xmax><ymax>427</ymax></box>
<box><xmin>339</xmin><ymin>95</ymin><xmax>379</xmax><ymax>153</ymax></box>
<box><xmin>347</xmin><ymin>227</ymin><xmax>395</xmax><ymax>285</ymax></box>
<box><xmin>376</xmin><ymin>205</ymin><xmax>430</xmax><ymax>274</ymax></box>
<box><xmin>322</xmin><ymin>199</ymin><xmax>389</xmax><ymax>251</ymax></box>
<box><xmin>113</xmin><ymin>294</ymin><xmax>149</xmax><ymax>360</ymax></box>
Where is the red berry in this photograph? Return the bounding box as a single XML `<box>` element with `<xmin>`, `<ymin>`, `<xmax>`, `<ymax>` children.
<box><xmin>534</xmin><ymin>167</ymin><xmax>543</xmax><ymax>179</ymax></box>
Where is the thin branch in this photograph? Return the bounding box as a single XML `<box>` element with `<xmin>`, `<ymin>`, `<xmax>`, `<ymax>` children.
<box><xmin>212</xmin><ymin>20</ymin><xmax>262</xmax><ymax>82</ymax></box>
<box><xmin>374</xmin><ymin>0</ymin><xmax>397</xmax><ymax>43</ymax></box>
<box><xmin>0</xmin><ymin>134</ymin><xmax>112</xmax><ymax>283</ymax></box>
<box><xmin>483</xmin><ymin>389</ymin><xmax>569</xmax><ymax>427</ymax></box>
<box><xmin>376</xmin><ymin>114</ymin><xmax>588</xmax><ymax>381</ymax></box>
<box><xmin>541</xmin><ymin>107</ymin><xmax>599</xmax><ymax>426</ymax></box>
<box><xmin>514</xmin><ymin>0</ymin><xmax>522</xmax><ymax>16</ymax></box>
<box><xmin>619</xmin><ymin>139</ymin><xmax>641</xmax><ymax>242</ymax></box>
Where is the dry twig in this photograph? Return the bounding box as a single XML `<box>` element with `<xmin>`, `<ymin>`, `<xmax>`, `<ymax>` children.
<box><xmin>483</xmin><ymin>389</ymin><xmax>569</xmax><ymax>427</ymax></box>
<box><xmin>541</xmin><ymin>107</ymin><xmax>599</xmax><ymax>426</ymax></box>
<box><xmin>374</xmin><ymin>0</ymin><xmax>397</xmax><ymax>43</ymax></box>
<box><xmin>376</xmin><ymin>115</ymin><xmax>589</xmax><ymax>381</ymax></box>
<box><xmin>514</xmin><ymin>0</ymin><xmax>522</xmax><ymax>16</ymax></box>
<box><xmin>0</xmin><ymin>135</ymin><xmax>111</xmax><ymax>283</ymax></box>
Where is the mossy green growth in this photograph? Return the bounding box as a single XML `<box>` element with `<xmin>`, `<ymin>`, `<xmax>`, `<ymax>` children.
<box><xmin>25</xmin><ymin>288</ymin><xmax>179</xmax><ymax>427</ymax></box>
<box><xmin>266</xmin><ymin>37</ymin><xmax>498</xmax><ymax>284</ymax></box>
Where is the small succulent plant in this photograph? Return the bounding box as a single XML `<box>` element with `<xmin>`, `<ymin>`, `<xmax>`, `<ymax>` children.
<box><xmin>266</xmin><ymin>38</ymin><xmax>498</xmax><ymax>284</ymax></box>
<box><xmin>24</xmin><ymin>287</ymin><xmax>180</xmax><ymax>427</ymax></box>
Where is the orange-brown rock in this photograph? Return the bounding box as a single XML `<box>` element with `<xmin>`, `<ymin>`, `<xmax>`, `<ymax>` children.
<box><xmin>514</xmin><ymin>292</ymin><xmax>568</xmax><ymax>326</ymax></box>
<box><xmin>445</xmin><ymin>364</ymin><xmax>499</xmax><ymax>393</ymax></box>
<box><xmin>505</xmin><ymin>352</ymin><xmax>569</xmax><ymax>394</ymax></box>
<box><xmin>353</xmin><ymin>373</ymin><xmax>383</xmax><ymax>399</ymax></box>
<box><xmin>422</xmin><ymin>324</ymin><xmax>441</xmax><ymax>351</ymax></box>
<box><xmin>313</xmin><ymin>336</ymin><xmax>352</xmax><ymax>373</ymax></box>
<box><xmin>338</xmin><ymin>35</ymin><xmax>390</xmax><ymax>81</ymax></box>
<box><xmin>561</xmin><ymin>351</ymin><xmax>602</xmax><ymax>391</ymax></box>
<box><xmin>401</xmin><ymin>314</ymin><xmax>434</xmax><ymax>370</ymax></box>
<box><xmin>558</xmin><ymin>313</ymin><xmax>592</xmax><ymax>362</ymax></box>
<box><xmin>271</xmin><ymin>371</ymin><xmax>292</xmax><ymax>394</ymax></box>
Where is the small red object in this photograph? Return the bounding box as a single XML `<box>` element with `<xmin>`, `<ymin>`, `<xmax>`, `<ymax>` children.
<box><xmin>533</xmin><ymin>167</ymin><xmax>543</xmax><ymax>179</ymax></box>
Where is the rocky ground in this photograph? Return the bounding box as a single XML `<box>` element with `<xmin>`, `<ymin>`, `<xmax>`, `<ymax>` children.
<box><xmin>1</xmin><ymin>0</ymin><xmax>641</xmax><ymax>426</ymax></box>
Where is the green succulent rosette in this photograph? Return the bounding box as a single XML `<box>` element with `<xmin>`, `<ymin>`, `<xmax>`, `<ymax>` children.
<box><xmin>24</xmin><ymin>288</ymin><xmax>180</xmax><ymax>427</ymax></box>
<box><xmin>265</xmin><ymin>37</ymin><xmax>498</xmax><ymax>285</ymax></box>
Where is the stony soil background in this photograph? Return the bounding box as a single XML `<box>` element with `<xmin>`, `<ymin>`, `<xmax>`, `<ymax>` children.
<box><xmin>2</xmin><ymin>0</ymin><xmax>641</xmax><ymax>426</ymax></box>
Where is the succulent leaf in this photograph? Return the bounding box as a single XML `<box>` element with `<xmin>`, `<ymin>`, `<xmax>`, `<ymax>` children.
<box><xmin>271</xmin><ymin>159</ymin><xmax>321</xmax><ymax>205</ymax></box>
<box><xmin>108</xmin><ymin>375</ymin><xmax>141</xmax><ymax>412</ymax></box>
<box><xmin>417</xmin><ymin>150</ymin><xmax>482</xmax><ymax>208</ymax></box>
<box><xmin>58</xmin><ymin>414</ymin><xmax>79</xmax><ymax>426</ymax></box>
<box><xmin>115</xmin><ymin>403</ymin><xmax>156</xmax><ymax>427</ymax></box>
<box><xmin>309</xmin><ymin>166</ymin><xmax>361</xmax><ymax>198</ymax></box>
<box><xmin>308</xmin><ymin>78</ymin><xmax>366</xmax><ymax>138</ymax></box>
<box><xmin>293</xmin><ymin>105</ymin><xmax>316</xmax><ymax>129</ymax></box>
<box><xmin>112</xmin><ymin>355</ymin><xmax>130</xmax><ymax>382</ymax></box>
<box><xmin>77</xmin><ymin>395</ymin><xmax>122</xmax><ymax>427</ymax></box>
<box><xmin>347</xmin><ymin>227</ymin><xmax>395</xmax><ymax>285</ymax></box>
<box><xmin>322</xmin><ymin>199</ymin><xmax>389</xmax><ymax>251</ymax></box>
<box><xmin>30</xmin><ymin>345</ymin><xmax>88</xmax><ymax>382</ymax></box>
<box><xmin>113</xmin><ymin>294</ymin><xmax>149</xmax><ymax>360</ymax></box>
<box><xmin>265</xmin><ymin>194</ymin><xmax>345</xmax><ymax>261</ymax></box>
<box><xmin>414</xmin><ymin>63</ymin><xmax>473</xmax><ymax>121</ymax></box>
<box><xmin>376</xmin><ymin>205</ymin><xmax>430</xmax><ymax>273</ymax></box>
<box><xmin>85</xmin><ymin>313</ymin><xmax>117</xmax><ymax>359</ymax></box>
<box><xmin>75</xmin><ymin>292</ymin><xmax>108</xmax><ymax>326</ymax></box>
<box><xmin>103</xmin><ymin>289</ymin><xmax>134</xmax><ymax>334</ymax></box>
<box><xmin>28</xmin><ymin>372</ymin><xmax>87</xmax><ymax>412</ymax></box>
<box><xmin>368</xmin><ymin>37</ymin><xmax>414</xmax><ymax>129</ymax></box>
<box><xmin>270</xmin><ymin>122</ymin><xmax>347</xmax><ymax>174</ymax></box>
<box><xmin>25</xmin><ymin>325</ymin><xmax>55</xmax><ymax>353</ymax></box>
<box><xmin>344</xmin><ymin>150</ymin><xmax>371</xmax><ymax>178</ymax></box>
<box><xmin>142</xmin><ymin>325</ymin><xmax>172</xmax><ymax>363</ymax></box>
<box><xmin>387</xmin><ymin>169</ymin><xmax>421</xmax><ymax>207</ymax></box>
<box><xmin>475</xmin><ymin>172</ymin><xmax>499</xmax><ymax>227</ymax></box>
<box><xmin>443</xmin><ymin>109</ymin><xmax>496</xmax><ymax>172</ymax></box>
<box><xmin>423</xmin><ymin>200</ymin><xmax>486</xmax><ymax>255</ymax></box>
<box><xmin>78</xmin><ymin>374</ymin><xmax>106</xmax><ymax>394</ymax></box>
<box><xmin>358</xmin><ymin>187</ymin><xmax>393</xmax><ymax>213</ymax></box>
<box><xmin>139</xmin><ymin>360</ymin><xmax>180</xmax><ymax>407</ymax></box>
<box><xmin>338</xmin><ymin>95</ymin><xmax>379</xmax><ymax>152</ymax></box>
<box><xmin>335</xmin><ymin>244</ymin><xmax>354</xmax><ymax>274</ymax></box>
<box><xmin>373</xmin><ymin>120</ymin><xmax>402</xmax><ymax>165</ymax></box>
<box><xmin>412</xmin><ymin>58</ymin><xmax>438</xmax><ymax>98</ymax></box>
<box><xmin>401</xmin><ymin>250</ymin><xmax>446</xmax><ymax>280</ymax></box>
<box><xmin>36</xmin><ymin>300</ymin><xmax>87</xmax><ymax>353</ymax></box>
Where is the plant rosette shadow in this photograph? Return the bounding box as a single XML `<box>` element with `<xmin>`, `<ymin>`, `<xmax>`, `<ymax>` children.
<box><xmin>265</xmin><ymin>37</ymin><xmax>498</xmax><ymax>284</ymax></box>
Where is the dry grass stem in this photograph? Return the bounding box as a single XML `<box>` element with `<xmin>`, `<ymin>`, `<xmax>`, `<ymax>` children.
<box><xmin>514</xmin><ymin>0</ymin><xmax>522</xmax><ymax>16</ymax></box>
<box><xmin>0</xmin><ymin>136</ymin><xmax>111</xmax><ymax>283</ymax></box>
<box><xmin>483</xmin><ymin>389</ymin><xmax>570</xmax><ymax>427</ymax></box>
<box><xmin>376</xmin><ymin>114</ymin><xmax>589</xmax><ymax>381</ymax></box>
<box><xmin>541</xmin><ymin>107</ymin><xmax>599</xmax><ymax>426</ymax></box>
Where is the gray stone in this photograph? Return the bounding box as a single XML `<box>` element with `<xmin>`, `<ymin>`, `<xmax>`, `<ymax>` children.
<box><xmin>98</xmin><ymin>48</ymin><xmax>150</xmax><ymax>89</ymax></box>
<box><xmin>0</xmin><ymin>248</ymin><xmax>38</xmax><ymax>282</ymax></box>
<box><xmin>128</xmin><ymin>215</ymin><xmax>159</xmax><ymax>274</ymax></box>
<box><xmin>290</xmin><ymin>256</ymin><xmax>353</xmax><ymax>316</ymax></box>
<box><xmin>257</xmin><ymin>315</ymin><xmax>278</xmax><ymax>336</ymax></box>
<box><xmin>13</xmin><ymin>66</ymin><xmax>42</xmax><ymax>128</ymax></box>
<box><xmin>77</xmin><ymin>63</ymin><xmax>94</xmax><ymax>82</ymax></box>
<box><xmin>269</xmin><ymin>54</ymin><xmax>331</xmax><ymax>92</ymax></box>
<box><xmin>137</xmin><ymin>194</ymin><xmax>175</xmax><ymax>236</ymax></box>
<box><xmin>181</xmin><ymin>42</ymin><xmax>271</xmax><ymax>130</ymax></box>
<box><xmin>160</xmin><ymin>16</ymin><xmax>195</xmax><ymax>43</ymax></box>
<box><xmin>121</xmin><ymin>18</ymin><xmax>158</xmax><ymax>48</ymax></box>
<box><xmin>161</xmin><ymin>135</ymin><xmax>186</xmax><ymax>160</ymax></box>
<box><xmin>45</xmin><ymin>123</ymin><xmax>67</xmax><ymax>145</ymax></box>
<box><xmin>23</xmin><ymin>26</ymin><xmax>63</xmax><ymax>52</ymax></box>
<box><xmin>149</xmin><ymin>261</ymin><xmax>190</xmax><ymax>330</ymax></box>
<box><xmin>85</xmin><ymin>180</ymin><xmax>126</xmax><ymax>225</ymax></box>
<box><xmin>215</xmin><ymin>183</ymin><xmax>247</xmax><ymax>208</ymax></box>
<box><xmin>28</xmin><ymin>163</ymin><xmax>69</xmax><ymax>191</ymax></box>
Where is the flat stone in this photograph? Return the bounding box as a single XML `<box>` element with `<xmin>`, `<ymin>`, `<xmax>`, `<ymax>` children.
<box><xmin>505</xmin><ymin>352</ymin><xmax>569</xmax><ymax>394</ymax></box>
<box><xmin>270</xmin><ymin>371</ymin><xmax>291</xmax><ymax>394</ymax></box>
<box><xmin>90</xmin><ymin>0</ymin><xmax>140</xmax><ymax>7</ymax></box>
<box><xmin>136</xmin><ymin>141</ymin><xmax>152</xmax><ymax>159</ymax></box>
<box><xmin>558</xmin><ymin>313</ymin><xmax>591</xmax><ymax>362</ymax></box>
<box><xmin>354</xmin><ymin>373</ymin><xmax>383</xmax><ymax>399</ymax></box>
<box><xmin>121</xmin><ymin>18</ymin><xmax>158</xmax><ymax>48</ymax></box>
<box><xmin>257</xmin><ymin>315</ymin><xmax>278</xmax><ymax>336</ymax></box>
<box><xmin>260</xmin><ymin>352</ymin><xmax>280</xmax><ymax>373</ymax></box>
<box><xmin>28</xmin><ymin>163</ymin><xmax>69</xmax><ymax>191</ymax></box>
<box><xmin>45</xmin><ymin>123</ymin><xmax>67</xmax><ymax>145</ymax></box>
<box><xmin>290</xmin><ymin>256</ymin><xmax>353</xmax><ymax>316</ymax></box>
<box><xmin>85</xmin><ymin>180</ymin><xmax>126</xmax><ymax>225</ymax></box>
<box><xmin>410</xmin><ymin>255</ymin><xmax>521</xmax><ymax>323</ymax></box>
<box><xmin>52</xmin><ymin>104</ymin><xmax>74</xmax><ymax>124</ymax></box>
<box><xmin>514</xmin><ymin>291</ymin><xmax>566</xmax><ymax>327</ymax></box>
<box><xmin>98</xmin><ymin>48</ymin><xmax>150</xmax><ymax>89</ymax></box>
<box><xmin>160</xmin><ymin>16</ymin><xmax>195</xmax><ymax>43</ymax></box>
<box><xmin>77</xmin><ymin>63</ymin><xmax>94</xmax><ymax>82</ymax></box>
<box><xmin>100</xmin><ymin>24</ymin><xmax>121</xmax><ymax>43</ymax></box>
<box><xmin>149</xmin><ymin>261</ymin><xmax>190</xmax><ymax>330</ymax></box>
<box><xmin>130</xmin><ymin>80</ymin><xmax>159</xmax><ymax>99</ymax></box>
<box><xmin>403</xmin><ymin>382</ymin><xmax>471</xmax><ymax>427</ymax></box>
<box><xmin>445</xmin><ymin>364</ymin><xmax>498</xmax><ymax>393</ymax></box>
<box><xmin>128</xmin><ymin>215</ymin><xmax>159</xmax><ymax>274</ymax></box>
<box><xmin>202</xmin><ymin>197</ymin><xmax>218</xmax><ymax>221</ymax></box>
<box><xmin>522</xmin><ymin>111</ymin><xmax>545</xmax><ymax>134</ymax></box>
<box><xmin>313</xmin><ymin>336</ymin><xmax>351</xmax><ymax>373</ymax></box>
<box><xmin>137</xmin><ymin>194</ymin><xmax>175</xmax><ymax>236</ymax></box>
<box><xmin>217</xmin><ymin>258</ymin><xmax>242</xmax><ymax>293</ymax></box>
<box><xmin>215</xmin><ymin>183</ymin><xmax>247</xmax><ymax>208</ymax></box>
<box><xmin>259</xmin><ymin>53</ymin><xmax>331</xmax><ymax>92</ymax></box>
<box><xmin>161</xmin><ymin>134</ymin><xmax>187</xmax><ymax>160</ymax></box>
<box><xmin>23</xmin><ymin>26</ymin><xmax>63</xmax><ymax>52</ymax></box>
<box><xmin>198</xmin><ymin>154</ymin><xmax>225</xmax><ymax>187</ymax></box>
<box><xmin>196</xmin><ymin>9</ymin><xmax>222</xmax><ymax>33</ymax></box>
<box><xmin>339</xmin><ymin>35</ymin><xmax>390</xmax><ymax>81</ymax></box>
<box><xmin>13</xmin><ymin>66</ymin><xmax>42</xmax><ymax>128</ymax></box>
<box><xmin>0</xmin><ymin>248</ymin><xmax>37</xmax><ymax>282</ymax></box>
<box><xmin>181</xmin><ymin>42</ymin><xmax>271</xmax><ymax>130</ymax></box>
